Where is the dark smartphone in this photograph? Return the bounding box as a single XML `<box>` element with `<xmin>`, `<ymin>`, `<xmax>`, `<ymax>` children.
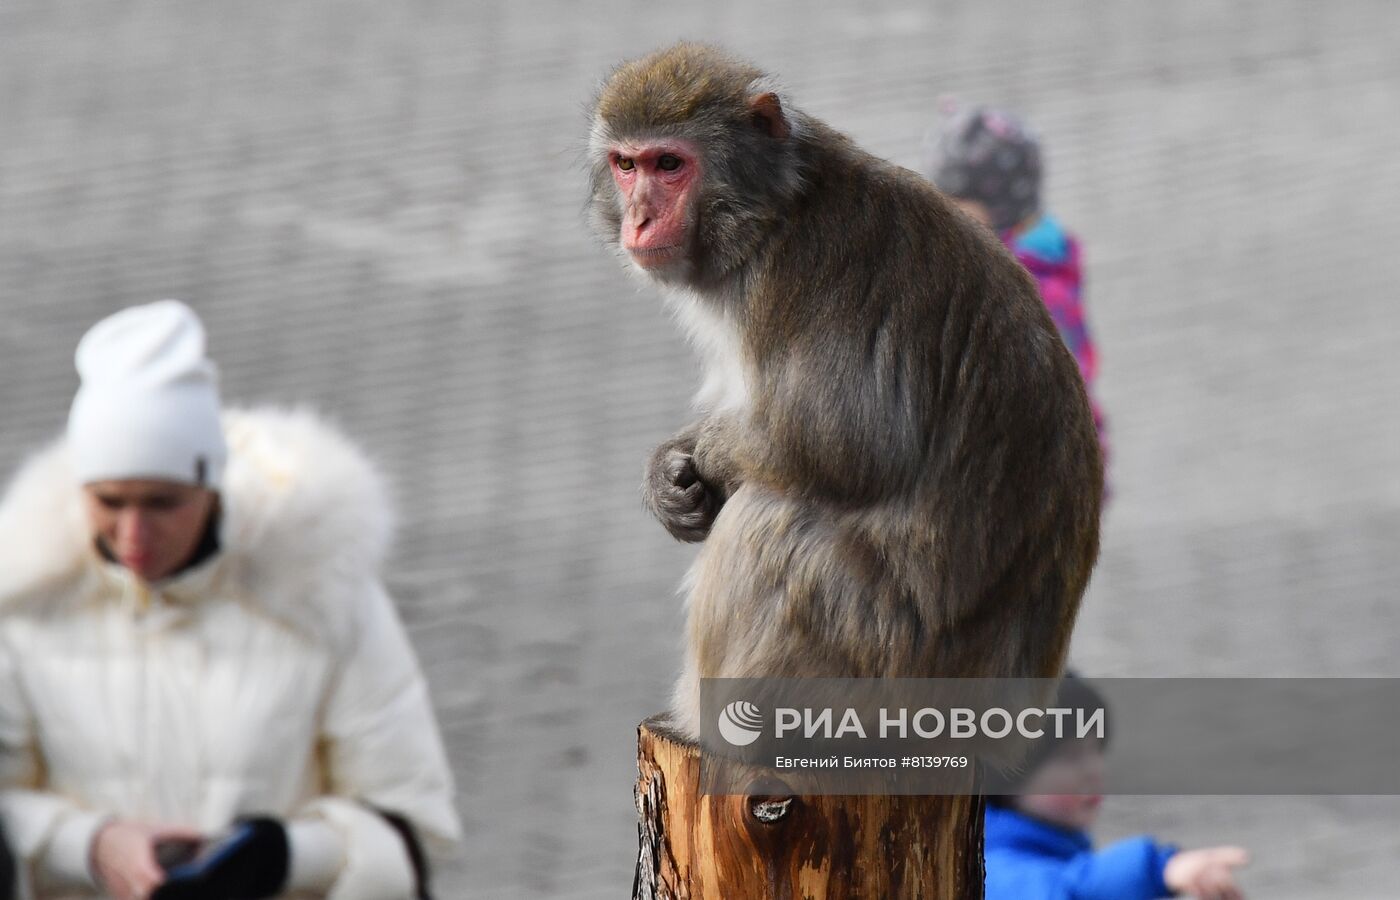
<box><xmin>153</xmin><ymin>838</ymin><xmax>203</xmax><ymax>873</ymax></box>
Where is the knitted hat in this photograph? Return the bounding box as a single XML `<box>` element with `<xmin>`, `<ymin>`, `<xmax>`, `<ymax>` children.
<box><xmin>923</xmin><ymin>101</ymin><xmax>1042</xmax><ymax>232</ymax></box>
<box><xmin>67</xmin><ymin>301</ymin><xmax>227</xmax><ymax>488</ymax></box>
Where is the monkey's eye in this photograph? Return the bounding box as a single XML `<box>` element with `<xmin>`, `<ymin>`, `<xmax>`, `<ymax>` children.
<box><xmin>615</xmin><ymin>157</ymin><xmax>635</xmax><ymax>172</ymax></box>
<box><xmin>657</xmin><ymin>154</ymin><xmax>683</xmax><ymax>172</ymax></box>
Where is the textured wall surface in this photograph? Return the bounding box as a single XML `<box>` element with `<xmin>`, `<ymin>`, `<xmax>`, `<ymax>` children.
<box><xmin>2</xmin><ymin>2</ymin><xmax>1398</xmax><ymax>896</ymax></box>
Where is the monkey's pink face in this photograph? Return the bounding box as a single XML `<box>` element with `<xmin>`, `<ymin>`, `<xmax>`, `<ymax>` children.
<box><xmin>608</xmin><ymin>141</ymin><xmax>700</xmax><ymax>270</ymax></box>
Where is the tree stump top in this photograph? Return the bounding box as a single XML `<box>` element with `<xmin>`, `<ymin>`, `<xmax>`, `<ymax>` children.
<box><xmin>634</xmin><ymin>715</ymin><xmax>984</xmax><ymax>900</ymax></box>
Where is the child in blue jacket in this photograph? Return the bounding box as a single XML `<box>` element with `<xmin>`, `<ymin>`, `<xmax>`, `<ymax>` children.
<box><xmin>984</xmin><ymin>675</ymin><xmax>1249</xmax><ymax>900</ymax></box>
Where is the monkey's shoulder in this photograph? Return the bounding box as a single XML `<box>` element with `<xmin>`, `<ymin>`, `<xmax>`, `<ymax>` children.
<box><xmin>768</xmin><ymin>149</ymin><xmax>1033</xmax><ymax>313</ymax></box>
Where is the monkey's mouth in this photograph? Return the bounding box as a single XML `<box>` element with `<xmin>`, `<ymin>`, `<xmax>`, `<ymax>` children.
<box><xmin>628</xmin><ymin>245</ymin><xmax>683</xmax><ymax>267</ymax></box>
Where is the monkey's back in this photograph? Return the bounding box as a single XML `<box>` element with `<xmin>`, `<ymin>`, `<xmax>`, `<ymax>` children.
<box><xmin>699</xmin><ymin>119</ymin><xmax>1102</xmax><ymax>684</ymax></box>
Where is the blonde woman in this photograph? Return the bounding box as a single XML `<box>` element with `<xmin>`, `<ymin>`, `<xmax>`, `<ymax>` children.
<box><xmin>0</xmin><ymin>302</ymin><xmax>460</xmax><ymax>900</ymax></box>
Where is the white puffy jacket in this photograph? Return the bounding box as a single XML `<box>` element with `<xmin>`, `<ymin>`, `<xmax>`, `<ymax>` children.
<box><xmin>0</xmin><ymin>409</ymin><xmax>462</xmax><ymax>899</ymax></box>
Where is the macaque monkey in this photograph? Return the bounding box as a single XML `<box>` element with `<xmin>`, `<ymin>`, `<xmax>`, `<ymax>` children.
<box><xmin>589</xmin><ymin>44</ymin><xmax>1102</xmax><ymax>739</ymax></box>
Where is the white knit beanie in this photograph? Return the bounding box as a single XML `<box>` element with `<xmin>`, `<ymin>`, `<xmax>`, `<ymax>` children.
<box><xmin>67</xmin><ymin>300</ymin><xmax>227</xmax><ymax>488</ymax></box>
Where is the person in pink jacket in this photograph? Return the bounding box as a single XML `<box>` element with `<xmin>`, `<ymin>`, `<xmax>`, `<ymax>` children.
<box><xmin>0</xmin><ymin>302</ymin><xmax>461</xmax><ymax>900</ymax></box>
<box><xmin>924</xmin><ymin>102</ymin><xmax>1110</xmax><ymax>489</ymax></box>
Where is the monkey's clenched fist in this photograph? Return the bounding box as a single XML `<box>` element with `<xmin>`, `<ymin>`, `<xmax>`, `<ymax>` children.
<box><xmin>643</xmin><ymin>435</ymin><xmax>721</xmax><ymax>543</ymax></box>
<box><xmin>590</xmin><ymin>44</ymin><xmax>1102</xmax><ymax>739</ymax></box>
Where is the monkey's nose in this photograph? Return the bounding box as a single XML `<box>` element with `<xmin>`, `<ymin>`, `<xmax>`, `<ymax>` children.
<box><xmin>624</xmin><ymin>211</ymin><xmax>654</xmax><ymax>248</ymax></box>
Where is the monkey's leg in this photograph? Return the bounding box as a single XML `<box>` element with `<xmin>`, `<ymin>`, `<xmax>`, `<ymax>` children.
<box><xmin>670</xmin><ymin>486</ymin><xmax>908</xmax><ymax>739</ymax></box>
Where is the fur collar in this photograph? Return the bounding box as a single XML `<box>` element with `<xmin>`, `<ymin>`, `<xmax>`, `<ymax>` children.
<box><xmin>0</xmin><ymin>407</ymin><xmax>394</xmax><ymax>622</ymax></box>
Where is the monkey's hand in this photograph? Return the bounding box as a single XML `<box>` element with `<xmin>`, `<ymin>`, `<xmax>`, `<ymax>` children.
<box><xmin>644</xmin><ymin>439</ymin><xmax>722</xmax><ymax>543</ymax></box>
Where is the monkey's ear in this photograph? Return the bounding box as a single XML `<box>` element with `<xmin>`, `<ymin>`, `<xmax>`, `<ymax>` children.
<box><xmin>748</xmin><ymin>92</ymin><xmax>791</xmax><ymax>140</ymax></box>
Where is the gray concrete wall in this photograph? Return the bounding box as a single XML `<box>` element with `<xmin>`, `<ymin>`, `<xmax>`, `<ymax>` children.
<box><xmin>2</xmin><ymin>2</ymin><xmax>1397</xmax><ymax>896</ymax></box>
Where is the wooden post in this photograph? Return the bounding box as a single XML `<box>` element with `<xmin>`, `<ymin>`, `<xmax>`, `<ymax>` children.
<box><xmin>633</xmin><ymin>716</ymin><xmax>984</xmax><ymax>900</ymax></box>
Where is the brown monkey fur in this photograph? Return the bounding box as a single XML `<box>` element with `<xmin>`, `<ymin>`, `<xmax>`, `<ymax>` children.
<box><xmin>589</xmin><ymin>44</ymin><xmax>1102</xmax><ymax>739</ymax></box>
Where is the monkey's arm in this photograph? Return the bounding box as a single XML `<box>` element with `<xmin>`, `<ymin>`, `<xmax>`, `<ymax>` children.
<box><xmin>643</xmin><ymin>416</ymin><xmax>744</xmax><ymax>543</ymax></box>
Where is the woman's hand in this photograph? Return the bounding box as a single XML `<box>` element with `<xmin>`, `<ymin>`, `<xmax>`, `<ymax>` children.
<box><xmin>90</xmin><ymin>820</ymin><xmax>202</xmax><ymax>900</ymax></box>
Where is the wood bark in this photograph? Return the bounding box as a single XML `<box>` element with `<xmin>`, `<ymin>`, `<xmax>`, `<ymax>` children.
<box><xmin>633</xmin><ymin>716</ymin><xmax>984</xmax><ymax>900</ymax></box>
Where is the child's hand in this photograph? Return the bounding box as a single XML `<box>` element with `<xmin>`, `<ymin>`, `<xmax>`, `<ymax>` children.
<box><xmin>1163</xmin><ymin>846</ymin><xmax>1249</xmax><ymax>900</ymax></box>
